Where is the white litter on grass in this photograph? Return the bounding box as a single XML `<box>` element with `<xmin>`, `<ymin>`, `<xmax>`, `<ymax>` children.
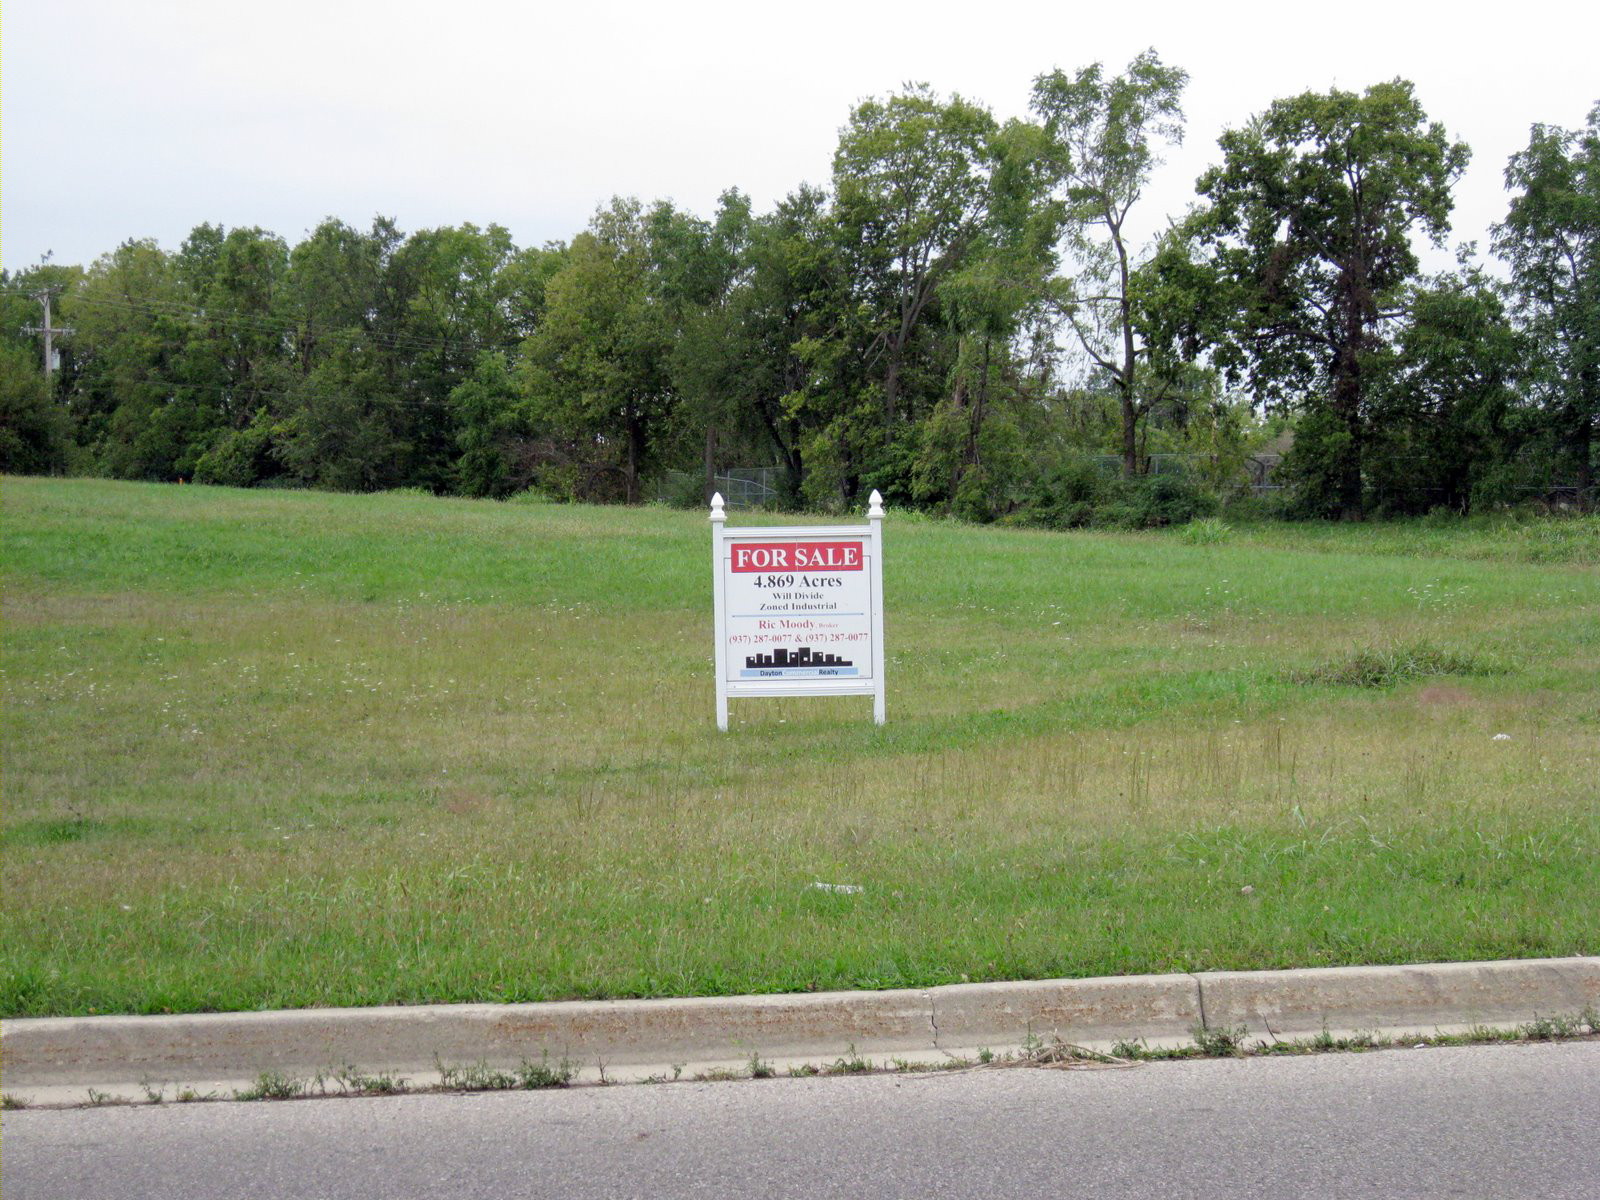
<box><xmin>1492</xmin><ymin>733</ymin><xmax>1512</xmax><ymax>741</ymax></box>
<box><xmin>809</xmin><ymin>882</ymin><xmax>863</xmax><ymax>895</ymax></box>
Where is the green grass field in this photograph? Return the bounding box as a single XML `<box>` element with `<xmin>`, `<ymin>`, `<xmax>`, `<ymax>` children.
<box><xmin>3</xmin><ymin>477</ymin><xmax>1597</xmax><ymax>1017</ymax></box>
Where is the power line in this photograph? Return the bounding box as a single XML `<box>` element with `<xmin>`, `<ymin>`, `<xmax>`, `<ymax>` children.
<box><xmin>3</xmin><ymin>284</ymin><xmax>529</xmax><ymax>358</ymax></box>
<box><xmin>50</xmin><ymin>362</ymin><xmax>471</xmax><ymax>412</ymax></box>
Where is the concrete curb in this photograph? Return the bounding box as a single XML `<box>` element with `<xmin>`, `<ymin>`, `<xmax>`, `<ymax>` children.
<box><xmin>1198</xmin><ymin>957</ymin><xmax>1600</xmax><ymax>1041</ymax></box>
<box><xmin>3</xmin><ymin>957</ymin><xmax>1594</xmax><ymax>1104</ymax></box>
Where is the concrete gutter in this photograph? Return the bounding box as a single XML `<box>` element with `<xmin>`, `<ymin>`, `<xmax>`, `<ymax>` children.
<box><xmin>3</xmin><ymin>957</ymin><xmax>1595</xmax><ymax>1106</ymax></box>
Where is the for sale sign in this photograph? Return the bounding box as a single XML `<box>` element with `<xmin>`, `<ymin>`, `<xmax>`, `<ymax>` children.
<box><xmin>710</xmin><ymin>493</ymin><xmax>886</xmax><ymax>730</ymax></box>
<box><xmin>725</xmin><ymin>539</ymin><xmax>872</xmax><ymax>680</ymax></box>
<box><xmin>729</xmin><ymin>542</ymin><xmax>864</xmax><ymax>572</ymax></box>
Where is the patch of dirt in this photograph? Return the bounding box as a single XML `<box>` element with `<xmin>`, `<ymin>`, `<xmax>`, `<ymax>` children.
<box><xmin>1416</xmin><ymin>684</ymin><xmax>1475</xmax><ymax>707</ymax></box>
<box><xmin>443</xmin><ymin>789</ymin><xmax>492</xmax><ymax>816</ymax></box>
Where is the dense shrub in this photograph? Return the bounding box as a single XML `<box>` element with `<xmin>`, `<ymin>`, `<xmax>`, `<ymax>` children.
<box><xmin>1099</xmin><ymin>471</ymin><xmax>1218</xmax><ymax>528</ymax></box>
<box><xmin>1022</xmin><ymin>456</ymin><xmax>1114</xmax><ymax>529</ymax></box>
<box><xmin>1276</xmin><ymin>409</ymin><xmax>1352</xmax><ymax>519</ymax></box>
<box><xmin>0</xmin><ymin>346</ymin><xmax>71</xmax><ymax>475</ymax></box>
<box><xmin>193</xmin><ymin>411</ymin><xmax>279</xmax><ymax>487</ymax></box>
<box><xmin>1013</xmin><ymin>458</ymin><xmax>1219</xmax><ymax>530</ymax></box>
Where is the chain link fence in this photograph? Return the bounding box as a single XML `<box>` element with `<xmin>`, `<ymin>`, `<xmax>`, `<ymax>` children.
<box><xmin>1090</xmin><ymin>453</ymin><xmax>1286</xmax><ymax>494</ymax></box>
<box><xmin>657</xmin><ymin>467</ymin><xmax>786</xmax><ymax>510</ymax></box>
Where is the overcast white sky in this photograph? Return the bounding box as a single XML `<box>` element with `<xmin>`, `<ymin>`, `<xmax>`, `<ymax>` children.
<box><xmin>4</xmin><ymin>0</ymin><xmax>1596</xmax><ymax>274</ymax></box>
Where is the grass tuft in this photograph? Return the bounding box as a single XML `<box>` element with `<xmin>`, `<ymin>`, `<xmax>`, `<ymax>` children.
<box><xmin>1178</xmin><ymin>517</ymin><xmax>1234</xmax><ymax>546</ymax></box>
<box><xmin>1290</xmin><ymin>641</ymin><xmax>1508</xmax><ymax>688</ymax></box>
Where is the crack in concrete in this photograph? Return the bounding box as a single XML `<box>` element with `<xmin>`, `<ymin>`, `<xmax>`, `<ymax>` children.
<box><xmin>1188</xmin><ymin>972</ymin><xmax>1209</xmax><ymax>1031</ymax></box>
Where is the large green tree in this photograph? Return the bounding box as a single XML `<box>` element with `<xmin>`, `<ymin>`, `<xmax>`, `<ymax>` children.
<box><xmin>1031</xmin><ymin>49</ymin><xmax>1188</xmax><ymax>477</ymax></box>
<box><xmin>832</xmin><ymin>85</ymin><xmax>998</xmax><ymax>429</ymax></box>
<box><xmin>1185</xmin><ymin>80</ymin><xmax>1469</xmax><ymax>518</ymax></box>
<box><xmin>391</xmin><ymin>222</ymin><xmax>523</xmax><ymax>488</ymax></box>
<box><xmin>1364</xmin><ymin>271</ymin><xmax>1523</xmax><ymax>514</ymax></box>
<box><xmin>450</xmin><ymin>350</ymin><xmax>531</xmax><ymax>498</ymax></box>
<box><xmin>63</xmin><ymin>239</ymin><xmax>201</xmax><ymax>478</ymax></box>
<box><xmin>716</xmin><ymin>184</ymin><xmax>847</xmax><ymax>502</ymax></box>
<box><xmin>286</xmin><ymin>217</ymin><xmax>403</xmax><ymax>372</ymax></box>
<box><xmin>913</xmin><ymin>117</ymin><xmax>1065</xmax><ymax>518</ymax></box>
<box><xmin>274</xmin><ymin>338</ymin><xmax>413</xmax><ymax>492</ymax></box>
<box><xmin>447</xmin><ymin>244</ymin><xmax>565</xmax><ymax>498</ymax></box>
<box><xmin>1493</xmin><ymin>103</ymin><xmax>1600</xmax><ymax>506</ymax></box>
<box><xmin>646</xmin><ymin>191</ymin><xmax>758</xmax><ymax>501</ymax></box>
<box><xmin>175</xmin><ymin>224</ymin><xmax>293</xmax><ymax>434</ymax></box>
<box><xmin>521</xmin><ymin>200</ymin><xmax>676</xmax><ymax>503</ymax></box>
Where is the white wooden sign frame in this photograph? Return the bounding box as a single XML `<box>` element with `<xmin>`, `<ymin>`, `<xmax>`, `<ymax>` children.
<box><xmin>710</xmin><ymin>490</ymin><xmax>886</xmax><ymax>731</ymax></box>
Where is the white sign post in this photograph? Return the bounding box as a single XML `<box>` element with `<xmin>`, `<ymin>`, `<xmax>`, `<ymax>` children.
<box><xmin>710</xmin><ymin>490</ymin><xmax>886</xmax><ymax>731</ymax></box>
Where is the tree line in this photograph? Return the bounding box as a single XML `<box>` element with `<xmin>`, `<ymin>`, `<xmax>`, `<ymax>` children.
<box><xmin>3</xmin><ymin>54</ymin><xmax>1595</xmax><ymax>521</ymax></box>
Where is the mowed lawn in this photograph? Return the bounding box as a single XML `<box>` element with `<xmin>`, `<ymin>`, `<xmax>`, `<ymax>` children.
<box><xmin>2</xmin><ymin>476</ymin><xmax>1597</xmax><ymax>1017</ymax></box>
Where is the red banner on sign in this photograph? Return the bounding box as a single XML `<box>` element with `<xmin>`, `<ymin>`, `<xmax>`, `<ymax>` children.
<box><xmin>730</xmin><ymin>541</ymin><xmax>864</xmax><ymax>572</ymax></box>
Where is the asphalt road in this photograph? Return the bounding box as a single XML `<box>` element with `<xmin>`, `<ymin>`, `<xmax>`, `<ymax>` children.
<box><xmin>4</xmin><ymin>1041</ymin><xmax>1596</xmax><ymax>1199</ymax></box>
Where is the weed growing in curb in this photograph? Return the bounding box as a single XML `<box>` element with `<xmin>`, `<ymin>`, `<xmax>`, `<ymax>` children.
<box><xmin>1251</xmin><ymin>1028</ymin><xmax>1378</xmax><ymax>1055</ymax></box>
<box><xmin>2</xmin><ymin>1094</ymin><xmax>28</xmax><ymax>1110</ymax></box>
<box><xmin>1522</xmin><ymin>1013</ymin><xmax>1583</xmax><ymax>1040</ymax></box>
<box><xmin>431</xmin><ymin>1054</ymin><xmax>573</xmax><ymax>1092</ymax></box>
<box><xmin>1191</xmin><ymin>1023</ymin><xmax>1249</xmax><ymax>1056</ymax></box>
<box><xmin>334</xmin><ymin>1066</ymin><xmax>409</xmax><ymax>1096</ymax></box>
<box><xmin>435</xmin><ymin>1060</ymin><xmax>520</xmax><ymax>1092</ymax></box>
<box><xmin>517</xmin><ymin>1054</ymin><xmax>577</xmax><ymax>1089</ymax></box>
<box><xmin>234</xmin><ymin>1071</ymin><xmax>307</xmax><ymax>1101</ymax></box>
<box><xmin>1094</xmin><ymin>1010</ymin><xmax>1600</xmax><ymax>1065</ymax></box>
<box><xmin>827</xmin><ymin>1044</ymin><xmax>873</xmax><ymax>1075</ymax></box>
<box><xmin>748</xmin><ymin>1053</ymin><xmax>775</xmax><ymax>1079</ymax></box>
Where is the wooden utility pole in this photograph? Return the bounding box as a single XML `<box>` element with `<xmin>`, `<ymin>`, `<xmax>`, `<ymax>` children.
<box><xmin>23</xmin><ymin>290</ymin><xmax>73</xmax><ymax>387</ymax></box>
